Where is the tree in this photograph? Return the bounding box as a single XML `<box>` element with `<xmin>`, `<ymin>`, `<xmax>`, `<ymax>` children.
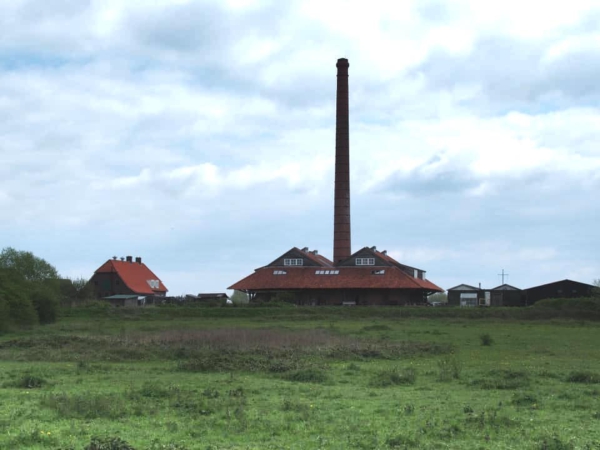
<box><xmin>0</xmin><ymin>247</ymin><xmax>59</xmax><ymax>283</ymax></box>
<box><xmin>0</xmin><ymin>247</ymin><xmax>61</xmax><ymax>326</ymax></box>
<box><xmin>0</xmin><ymin>268</ymin><xmax>38</xmax><ymax>327</ymax></box>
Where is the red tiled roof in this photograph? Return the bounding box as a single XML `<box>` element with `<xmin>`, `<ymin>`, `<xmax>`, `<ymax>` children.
<box><xmin>229</xmin><ymin>266</ymin><xmax>443</xmax><ymax>292</ymax></box>
<box><xmin>95</xmin><ymin>260</ymin><xmax>168</xmax><ymax>295</ymax></box>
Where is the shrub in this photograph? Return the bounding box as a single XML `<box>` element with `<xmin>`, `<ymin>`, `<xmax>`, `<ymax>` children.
<box><xmin>480</xmin><ymin>333</ymin><xmax>494</xmax><ymax>346</ymax></box>
<box><xmin>30</xmin><ymin>288</ymin><xmax>59</xmax><ymax>324</ymax></box>
<box><xmin>0</xmin><ymin>269</ymin><xmax>38</xmax><ymax>327</ymax></box>
<box><xmin>0</xmin><ymin>295</ymin><xmax>9</xmax><ymax>332</ymax></box>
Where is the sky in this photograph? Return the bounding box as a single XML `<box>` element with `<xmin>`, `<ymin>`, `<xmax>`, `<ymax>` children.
<box><xmin>1</xmin><ymin>0</ymin><xmax>599</xmax><ymax>295</ymax></box>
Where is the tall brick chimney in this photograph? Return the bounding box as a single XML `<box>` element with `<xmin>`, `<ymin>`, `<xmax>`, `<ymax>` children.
<box><xmin>333</xmin><ymin>58</ymin><xmax>351</xmax><ymax>265</ymax></box>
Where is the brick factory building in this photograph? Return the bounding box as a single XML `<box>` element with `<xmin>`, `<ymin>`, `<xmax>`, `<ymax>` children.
<box><xmin>229</xmin><ymin>58</ymin><xmax>443</xmax><ymax>305</ymax></box>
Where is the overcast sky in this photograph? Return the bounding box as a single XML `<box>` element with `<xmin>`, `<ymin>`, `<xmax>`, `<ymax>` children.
<box><xmin>1</xmin><ymin>0</ymin><xmax>599</xmax><ymax>295</ymax></box>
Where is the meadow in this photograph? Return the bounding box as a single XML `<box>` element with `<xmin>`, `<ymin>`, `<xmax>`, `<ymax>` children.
<box><xmin>1</xmin><ymin>306</ymin><xmax>600</xmax><ymax>449</ymax></box>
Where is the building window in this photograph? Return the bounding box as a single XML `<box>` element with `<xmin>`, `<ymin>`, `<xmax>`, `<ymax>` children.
<box><xmin>273</xmin><ymin>270</ymin><xmax>287</xmax><ymax>275</ymax></box>
<box><xmin>356</xmin><ymin>258</ymin><xmax>375</xmax><ymax>265</ymax></box>
<box><xmin>371</xmin><ymin>269</ymin><xmax>385</xmax><ymax>275</ymax></box>
<box><xmin>284</xmin><ymin>258</ymin><xmax>303</xmax><ymax>266</ymax></box>
<box><xmin>316</xmin><ymin>270</ymin><xmax>339</xmax><ymax>275</ymax></box>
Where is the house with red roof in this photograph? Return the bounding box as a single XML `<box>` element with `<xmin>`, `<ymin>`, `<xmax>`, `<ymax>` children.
<box><xmin>229</xmin><ymin>246</ymin><xmax>442</xmax><ymax>306</ymax></box>
<box><xmin>90</xmin><ymin>256</ymin><xmax>168</xmax><ymax>303</ymax></box>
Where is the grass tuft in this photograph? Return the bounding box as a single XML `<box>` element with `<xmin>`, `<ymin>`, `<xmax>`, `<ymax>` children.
<box><xmin>437</xmin><ymin>354</ymin><xmax>462</xmax><ymax>381</ymax></box>
<box><xmin>565</xmin><ymin>371</ymin><xmax>600</xmax><ymax>384</ymax></box>
<box><xmin>479</xmin><ymin>333</ymin><xmax>494</xmax><ymax>346</ymax></box>
<box><xmin>470</xmin><ymin>369</ymin><xmax>529</xmax><ymax>390</ymax></box>
<box><xmin>282</xmin><ymin>368</ymin><xmax>328</xmax><ymax>383</ymax></box>
<box><xmin>370</xmin><ymin>367</ymin><xmax>416</xmax><ymax>387</ymax></box>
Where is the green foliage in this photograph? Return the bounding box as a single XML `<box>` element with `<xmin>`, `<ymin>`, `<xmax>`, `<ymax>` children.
<box><xmin>534</xmin><ymin>297</ymin><xmax>600</xmax><ymax>311</ymax></box>
<box><xmin>0</xmin><ymin>268</ymin><xmax>38</xmax><ymax>327</ymax></box>
<box><xmin>428</xmin><ymin>292</ymin><xmax>448</xmax><ymax>304</ymax></box>
<box><xmin>0</xmin><ymin>247</ymin><xmax>59</xmax><ymax>283</ymax></box>
<box><xmin>0</xmin><ymin>294</ymin><xmax>9</xmax><ymax>332</ymax></box>
<box><xmin>30</xmin><ymin>287</ymin><xmax>59</xmax><ymax>324</ymax></box>
<box><xmin>480</xmin><ymin>333</ymin><xmax>494</xmax><ymax>346</ymax></box>
<box><xmin>0</xmin><ymin>247</ymin><xmax>62</xmax><ymax>327</ymax></box>
<box><xmin>60</xmin><ymin>277</ymin><xmax>95</xmax><ymax>304</ymax></box>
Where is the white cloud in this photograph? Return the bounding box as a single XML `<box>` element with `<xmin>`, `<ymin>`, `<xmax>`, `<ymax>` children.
<box><xmin>1</xmin><ymin>0</ymin><xmax>599</xmax><ymax>294</ymax></box>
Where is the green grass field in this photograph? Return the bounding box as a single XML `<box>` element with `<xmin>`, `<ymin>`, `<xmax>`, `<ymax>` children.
<box><xmin>1</xmin><ymin>308</ymin><xmax>600</xmax><ymax>449</ymax></box>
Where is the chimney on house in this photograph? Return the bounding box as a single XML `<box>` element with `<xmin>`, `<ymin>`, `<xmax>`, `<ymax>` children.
<box><xmin>126</xmin><ymin>256</ymin><xmax>133</xmax><ymax>263</ymax></box>
<box><xmin>333</xmin><ymin>57</ymin><xmax>351</xmax><ymax>265</ymax></box>
<box><xmin>135</xmin><ymin>257</ymin><xmax>142</xmax><ymax>264</ymax></box>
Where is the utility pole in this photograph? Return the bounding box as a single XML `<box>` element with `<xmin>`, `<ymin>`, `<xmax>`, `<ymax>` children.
<box><xmin>498</xmin><ymin>269</ymin><xmax>509</xmax><ymax>285</ymax></box>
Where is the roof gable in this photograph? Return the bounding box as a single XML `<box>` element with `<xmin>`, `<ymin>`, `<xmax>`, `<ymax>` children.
<box><xmin>94</xmin><ymin>259</ymin><xmax>168</xmax><ymax>295</ymax></box>
<box><xmin>337</xmin><ymin>247</ymin><xmax>393</xmax><ymax>267</ymax></box>
<box><xmin>265</xmin><ymin>247</ymin><xmax>332</xmax><ymax>268</ymax></box>
<box><xmin>525</xmin><ymin>279</ymin><xmax>597</xmax><ymax>291</ymax></box>
<box><xmin>492</xmin><ymin>284</ymin><xmax>521</xmax><ymax>291</ymax></box>
<box><xmin>447</xmin><ymin>284</ymin><xmax>479</xmax><ymax>291</ymax></box>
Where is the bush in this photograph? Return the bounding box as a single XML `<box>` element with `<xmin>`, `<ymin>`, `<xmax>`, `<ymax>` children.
<box><xmin>0</xmin><ymin>295</ymin><xmax>9</xmax><ymax>332</ymax></box>
<box><xmin>480</xmin><ymin>333</ymin><xmax>494</xmax><ymax>346</ymax></box>
<box><xmin>30</xmin><ymin>288</ymin><xmax>59</xmax><ymax>324</ymax></box>
<box><xmin>0</xmin><ymin>269</ymin><xmax>38</xmax><ymax>327</ymax></box>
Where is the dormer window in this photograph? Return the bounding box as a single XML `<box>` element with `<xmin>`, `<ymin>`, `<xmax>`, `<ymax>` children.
<box><xmin>284</xmin><ymin>258</ymin><xmax>303</xmax><ymax>266</ymax></box>
<box><xmin>147</xmin><ymin>280</ymin><xmax>160</xmax><ymax>289</ymax></box>
<box><xmin>356</xmin><ymin>258</ymin><xmax>375</xmax><ymax>265</ymax></box>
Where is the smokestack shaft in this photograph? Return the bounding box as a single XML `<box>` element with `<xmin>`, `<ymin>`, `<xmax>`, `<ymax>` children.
<box><xmin>333</xmin><ymin>58</ymin><xmax>351</xmax><ymax>264</ymax></box>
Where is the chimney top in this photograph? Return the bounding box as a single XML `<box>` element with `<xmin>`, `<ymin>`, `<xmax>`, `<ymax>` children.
<box><xmin>112</xmin><ymin>256</ymin><xmax>117</xmax><ymax>260</ymax></box>
<box><xmin>382</xmin><ymin>250</ymin><xmax>387</xmax><ymax>255</ymax></box>
<box><xmin>126</xmin><ymin>256</ymin><xmax>133</xmax><ymax>263</ymax></box>
<box><xmin>301</xmin><ymin>247</ymin><xmax>309</xmax><ymax>252</ymax></box>
<box><xmin>135</xmin><ymin>257</ymin><xmax>142</xmax><ymax>264</ymax></box>
<box><xmin>336</xmin><ymin>58</ymin><xmax>349</xmax><ymax>69</ymax></box>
